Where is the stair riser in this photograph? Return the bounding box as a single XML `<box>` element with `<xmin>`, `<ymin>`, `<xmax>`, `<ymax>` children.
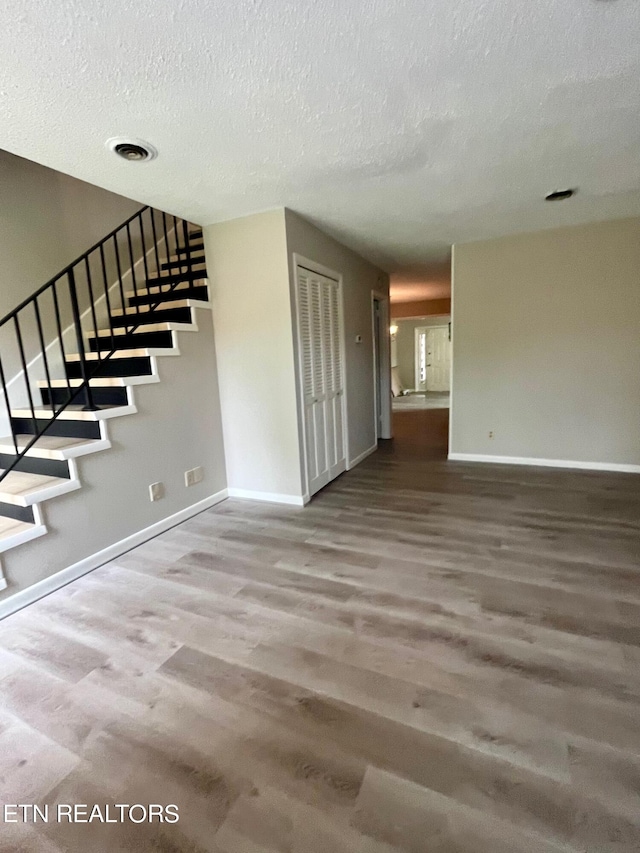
<box><xmin>113</xmin><ymin>307</ymin><xmax>194</xmax><ymax>326</ymax></box>
<box><xmin>0</xmin><ymin>453</ymin><xmax>70</xmax><ymax>480</ymax></box>
<box><xmin>0</xmin><ymin>501</ymin><xmax>35</xmax><ymax>524</ymax></box>
<box><xmin>41</xmin><ymin>386</ymin><xmax>129</xmax><ymax>408</ymax></box>
<box><xmin>66</xmin><ymin>356</ymin><xmax>153</xmax><ymax>379</ymax></box>
<box><xmin>11</xmin><ymin>417</ymin><xmax>101</xmax><ymax>440</ymax></box>
<box><xmin>128</xmin><ymin>286</ymin><xmax>209</xmax><ymax>308</ymax></box>
<box><xmin>160</xmin><ymin>258</ymin><xmax>206</xmax><ymax>272</ymax></box>
<box><xmin>145</xmin><ymin>269</ymin><xmax>205</xmax><ymax>288</ymax></box>
<box><xmin>173</xmin><ymin>241</ymin><xmax>204</xmax><ymax>256</ymax></box>
<box><xmin>88</xmin><ymin>330</ymin><xmax>173</xmax><ymax>352</ymax></box>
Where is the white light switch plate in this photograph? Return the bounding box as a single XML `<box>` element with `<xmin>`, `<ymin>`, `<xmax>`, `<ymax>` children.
<box><xmin>185</xmin><ymin>466</ymin><xmax>204</xmax><ymax>487</ymax></box>
<box><xmin>149</xmin><ymin>482</ymin><xmax>164</xmax><ymax>501</ymax></box>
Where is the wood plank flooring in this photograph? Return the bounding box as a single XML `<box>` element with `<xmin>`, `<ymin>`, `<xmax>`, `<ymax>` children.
<box><xmin>1</xmin><ymin>408</ymin><xmax>640</xmax><ymax>852</ymax></box>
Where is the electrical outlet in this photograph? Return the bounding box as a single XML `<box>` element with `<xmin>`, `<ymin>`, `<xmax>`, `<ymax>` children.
<box><xmin>149</xmin><ymin>482</ymin><xmax>164</xmax><ymax>501</ymax></box>
<box><xmin>489</xmin><ymin>431</ymin><xmax>494</xmax><ymax>439</ymax></box>
<box><xmin>185</xmin><ymin>466</ymin><xmax>204</xmax><ymax>487</ymax></box>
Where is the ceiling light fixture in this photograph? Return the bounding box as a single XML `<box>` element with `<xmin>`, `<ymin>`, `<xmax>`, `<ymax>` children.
<box><xmin>545</xmin><ymin>188</ymin><xmax>576</xmax><ymax>201</ymax></box>
<box><xmin>106</xmin><ymin>137</ymin><xmax>157</xmax><ymax>162</ymax></box>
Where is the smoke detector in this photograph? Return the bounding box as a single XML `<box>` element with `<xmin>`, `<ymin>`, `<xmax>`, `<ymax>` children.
<box><xmin>106</xmin><ymin>138</ymin><xmax>157</xmax><ymax>162</ymax></box>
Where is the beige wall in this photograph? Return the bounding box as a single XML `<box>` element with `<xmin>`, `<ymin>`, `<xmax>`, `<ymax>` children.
<box><xmin>204</xmin><ymin>208</ymin><xmax>389</xmax><ymax>501</ymax></box>
<box><xmin>286</xmin><ymin>210</ymin><xmax>389</xmax><ymax>464</ymax></box>
<box><xmin>284</xmin><ymin>210</ymin><xmax>390</xmax><ymax>468</ymax></box>
<box><xmin>204</xmin><ymin>210</ymin><xmax>304</xmax><ymax>500</ymax></box>
<box><xmin>451</xmin><ymin>217</ymin><xmax>640</xmax><ymax>469</ymax></box>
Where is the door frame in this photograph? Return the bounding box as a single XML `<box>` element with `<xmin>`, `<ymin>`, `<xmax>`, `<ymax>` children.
<box><xmin>371</xmin><ymin>290</ymin><xmax>392</xmax><ymax>441</ymax></box>
<box><xmin>414</xmin><ymin>323</ymin><xmax>450</xmax><ymax>391</ymax></box>
<box><xmin>292</xmin><ymin>254</ymin><xmax>347</xmax><ymax>502</ymax></box>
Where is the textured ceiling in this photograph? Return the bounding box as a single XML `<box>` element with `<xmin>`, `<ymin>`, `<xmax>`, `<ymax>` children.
<box><xmin>1</xmin><ymin>0</ymin><xmax>639</xmax><ymax>270</ymax></box>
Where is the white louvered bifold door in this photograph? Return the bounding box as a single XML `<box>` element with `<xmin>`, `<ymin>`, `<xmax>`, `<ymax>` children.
<box><xmin>296</xmin><ymin>267</ymin><xmax>346</xmax><ymax>497</ymax></box>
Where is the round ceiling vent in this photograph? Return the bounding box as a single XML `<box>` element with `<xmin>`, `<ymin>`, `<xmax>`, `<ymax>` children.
<box><xmin>106</xmin><ymin>138</ymin><xmax>157</xmax><ymax>162</ymax></box>
<box><xmin>545</xmin><ymin>188</ymin><xmax>576</xmax><ymax>201</ymax></box>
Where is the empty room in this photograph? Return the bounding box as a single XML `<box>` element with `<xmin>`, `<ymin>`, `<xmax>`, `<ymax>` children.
<box><xmin>0</xmin><ymin>1</ymin><xmax>639</xmax><ymax>851</ymax></box>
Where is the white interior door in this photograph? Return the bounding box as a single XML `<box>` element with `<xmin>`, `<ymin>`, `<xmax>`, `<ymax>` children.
<box><xmin>296</xmin><ymin>266</ymin><xmax>346</xmax><ymax>497</ymax></box>
<box><xmin>416</xmin><ymin>325</ymin><xmax>451</xmax><ymax>392</ymax></box>
<box><xmin>425</xmin><ymin>326</ymin><xmax>451</xmax><ymax>391</ymax></box>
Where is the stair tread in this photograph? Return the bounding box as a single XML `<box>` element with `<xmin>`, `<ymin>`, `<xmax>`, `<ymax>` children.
<box><xmin>0</xmin><ymin>516</ymin><xmax>38</xmax><ymax>540</ymax></box>
<box><xmin>66</xmin><ymin>347</ymin><xmax>173</xmax><ymax>360</ymax></box>
<box><xmin>0</xmin><ymin>469</ymin><xmax>69</xmax><ymax>499</ymax></box>
<box><xmin>11</xmin><ymin>404</ymin><xmax>132</xmax><ymax>420</ymax></box>
<box><xmin>88</xmin><ymin>322</ymin><xmax>194</xmax><ymax>338</ymax></box>
<box><xmin>0</xmin><ymin>435</ymin><xmax>104</xmax><ymax>459</ymax></box>
<box><xmin>125</xmin><ymin>281</ymin><xmax>207</xmax><ymax>299</ymax></box>
<box><xmin>37</xmin><ymin>377</ymin><xmax>156</xmax><ymax>388</ymax></box>
<box><xmin>113</xmin><ymin>298</ymin><xmax>210</xmax><ymax>316</ymax></box>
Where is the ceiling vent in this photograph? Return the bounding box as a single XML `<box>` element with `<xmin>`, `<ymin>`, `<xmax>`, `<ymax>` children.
<box><xmin>106</xmin><ymin>138</ymin><xmax>157</xmax><ymax>162</ymax></box>
<box><xmin>545</xmin><ymin>188</ymin><xmax>576</xmax><ymax>201</ymax></box>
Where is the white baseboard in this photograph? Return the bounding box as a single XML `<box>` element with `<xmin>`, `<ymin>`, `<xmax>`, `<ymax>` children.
<box><xmin>0</xmin><ymin>489</ymin><xmax>229</xmax><ymax>621</ymax></box>
<box><xmin>227</xmin><ymin>488</ymin><xmax>305</xmax><ymax>506</ymax></box>
<box><xmin>347</xmin><ymin>443</ymin><xmax>378</xmax><ymax>469</ymax></box>
<box><xmin>448</xmin><ymin>452</ymin><xmax>640</xmax><ymax>474</ymax></box>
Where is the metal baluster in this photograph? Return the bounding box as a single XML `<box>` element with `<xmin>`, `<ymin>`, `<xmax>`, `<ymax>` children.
<box><xmin>126</xmin><ymin>222</ymin><xmax>140</xmax><ymax>327</ymax></box>
<box><xmin>112</xmin><ymin>234</ymin><xmax>127</xmax><ymax>317</ymax></box>
<box><xmin>68</xmin><ymin>269</ymin><xmax>97</xmax><ymax>411</ymax></box>
<box><xmin>0</xmin><ymin>354</ymin><xmax>18</xmax><ymax>456</ymax></box>
<box><xmin>182</xmin><ymin>218</ymin><xmax>193</xmax><ymax>276</ymax></box>
<box><xmin>99</xmin><ymin>243</ymin><xmax>116</xmax><ymax>353</ymax></box>
<box><xmin>161</xmin><ymin>212</ymin><xmax>171</xmax><ymax>296</ymax></box>
<box><xmin>13</xmin><ymin>314</ymin><xmax>38</xmax><ymax>437</ymax></box>
<box><xmin>149</xmin><ymin>208</ymin><xmax>161</xmax><ymax>279</ymax></box>
<box><xmin>138</xmin><ymin>210</ymin><xmax>150</xmax><ymax>283</ymax></box>
<box><xmin>33</xmin><ymin>298</ymin><xmax>55</xmax><ymax>416</ymax></box>
<box><xmin>51</xmin><ymin>279</ymin><xmax>73</xmax><ymax>399</ymax></box>
<box><xmin>84</xmin><ymin>254</ymin><xmax>100</xmax><ymax>347</ymax></box>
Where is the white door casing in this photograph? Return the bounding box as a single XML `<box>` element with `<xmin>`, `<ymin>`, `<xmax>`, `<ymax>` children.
<box><xmin>295</xmin><ymin>264</ymin><xmax>346</xmax><ymax>497</ymax></box>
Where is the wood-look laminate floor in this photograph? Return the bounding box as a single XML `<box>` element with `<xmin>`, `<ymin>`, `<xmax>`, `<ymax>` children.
<box><xmin>1</xmin><ymin>409</ymin><xmax>640</xmax><ymax>852</ymax></box>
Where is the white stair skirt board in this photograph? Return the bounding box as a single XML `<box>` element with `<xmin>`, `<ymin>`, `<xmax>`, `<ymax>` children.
<box><xmin>227</xmin><ymin>488</ymin><xmax>306</xmax><ymax>506</ymax></box>
<box><xmin>0</xmin><ymin>489</ymin><xmax>229</xmax><ymax>621</ymax></box>
<box><xmin>448</xmin><ymin>453</ymin><xmax>640</xmax><ymax>474</ymax></box>
<box><xmin>347</xmin><ymin>443</ymin><xmax>378</xmax><ymax>470</ymax></box>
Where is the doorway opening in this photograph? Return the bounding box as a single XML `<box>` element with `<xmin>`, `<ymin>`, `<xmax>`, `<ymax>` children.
<box><xmin>372</xmin><ymin>292</ymin><xmax>392</xmax><ymax>442</ymax></box>
<box><xmin>390</xmin><ymin>313</ymin><xmax>451</xmax><ymax>457</ymax></box>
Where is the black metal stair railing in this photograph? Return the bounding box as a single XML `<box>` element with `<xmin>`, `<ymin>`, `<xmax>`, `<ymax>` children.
<box><xmin>0</xmin><ymin>205</ymin><xmax>201</xmax><ymax>484</ymax></box>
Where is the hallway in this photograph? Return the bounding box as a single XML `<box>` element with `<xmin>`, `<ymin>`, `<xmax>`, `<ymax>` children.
<box><xmin>1</xmin><ymin>410</ymin><xmax>639</xmax><ymax>851</ymax></box>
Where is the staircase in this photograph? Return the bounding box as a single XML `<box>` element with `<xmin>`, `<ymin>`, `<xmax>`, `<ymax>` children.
<box><xmin>0</xmin><ymin>208</ymin><xmax>208</xmax><ymax>588</ymax></box>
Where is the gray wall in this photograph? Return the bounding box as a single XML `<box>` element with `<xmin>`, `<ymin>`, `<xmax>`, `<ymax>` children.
<box><xmin>0</xmin><ymin>149</ymin><xmax>141</xmax><ymax>316</ymax></box>
<box><xmin>451</xmin><ymin>217</ymin><xmax>640</xmax><ymax>467</ymax></box>
<box><xmin>0</xmin><ymin>150</ymin><xmax>228</xmax><ymax>601</ymax></box>
<box><xmin>0</xmin><ymin>316</ymin><xmax>227</xmax><ymax>598</ymax></box>
<box><xmin>395</xmin><ymin>315</ymin><xmax>450</xmax><ymax>389</ymax></box>
<box><xmin>285</xmin><ymin>210</ymin><xmax>389</xmax><ymax>468</ymax></box>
